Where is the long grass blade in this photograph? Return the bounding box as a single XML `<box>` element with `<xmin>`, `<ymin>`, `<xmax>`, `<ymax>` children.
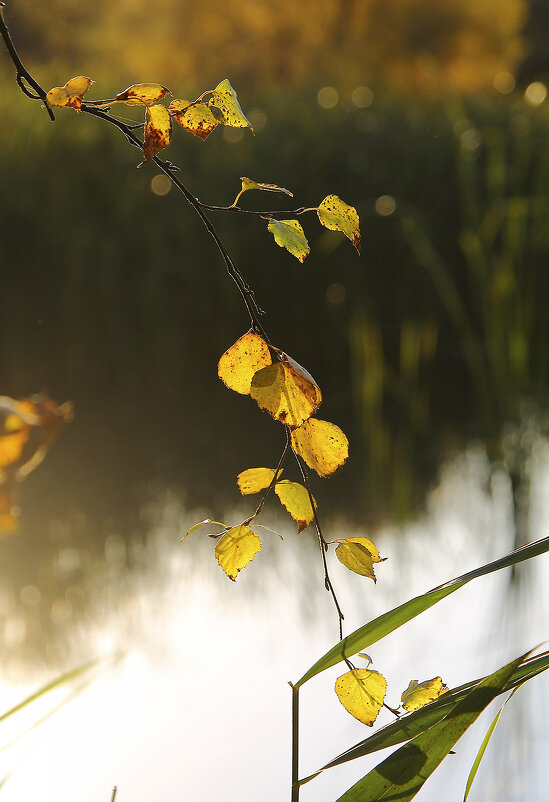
<box><xmin>295</xmin><ymin>535</ymin><xmax>549</xmax><ymax>687</ymax></box>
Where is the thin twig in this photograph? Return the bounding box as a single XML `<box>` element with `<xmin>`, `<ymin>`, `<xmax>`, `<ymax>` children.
<box><xmin>243</xmin><ymin>429</ymin><xmax>291</xmax><ymax>526</ymax></box>
<box><xmin>110</xmin><ymin>786</ymin><xmax>117</xmax><ymax>802</ymax></box>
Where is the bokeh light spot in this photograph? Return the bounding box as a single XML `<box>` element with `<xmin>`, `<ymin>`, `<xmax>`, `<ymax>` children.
<box><xmin>326</xmin><ymin>283</ymin><xmax>347</xmax><ymax>304</ymax></box>
<box><xmin>375</xmin><ymin>195</ymin><xmax>396</xmax><ymax>216</ymax></box>
<box><xmin>248</xmin><ymin>109</ymin><xmax>267</xmax><ymax>132</ymax></box>
<box><xmin>317</xmin><ymin>86</ymin><xmax>339</xmax><ymax>109</ymax></box>
<box><xmin>493</xmin><ymin>72</ymin><xmax>515</xmax><ymax>94</ymax></box>
<box><xmin>151</xmin><ymin>174</ymin><xmax>172</xmax><ymax>196</ymax></box>
<box><xmin>351</xmin><ymin>86</ymin><xmax>374</xmax><ymax>108</ymax></box>
<box><xmin>223</xmin><ymin>127</ymin><xmax>245</xmax><ymax>143</ymax></box>
<box><xmin>525</xmin><ymin>82</ymin><xmax>547</xmax><ymax>106</ymax></box>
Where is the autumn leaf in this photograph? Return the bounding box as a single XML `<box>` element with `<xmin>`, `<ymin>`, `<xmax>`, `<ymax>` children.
<box><xmin>237</xmin><ymin>467</ymin><xmax>281</xmax><ymax>495</ymax></box>
<box><xmin>46</xmin><ymin>76</ymin><xmax>93</xmax><ymax>111</ymax></box>
<box><xmin>209</xmin><ymin>79</ymin><xmax>252</xmax><ymax>129</ymax></box>
<box><xmin>401</xmin><ymin>677</ymin><xmax>448</xmax><ymax>712</ymax></box>
<box><xmin>141</xmin><ymin>104</ymin><xmax>172</xmax><ymax>163</ymax></box>
<box><xmin>215</xmin><ymin>524</ymin><xmax>261</xmax><ymax>580</ymax></box>
<box><xmin>0</xmin><ymin>478</ymin><xmax>18</xmax><ymax>535</ymax></box>
<box><xmin>334</xmin><ymin>537</ymin><xmax>382</xmax><ymax>581</ymax></box>
<box><xmin>218</xmin><ymin>331</ymin><xmax>272</xmax><ymax>395</ymax></box>
<box><xmin>317</xmin><ymin>194</ymin><xmax>361</xmax><ymax>253</ymax></box>
<box><xmin>335</xmin><ymin>668</ymin><xmax>387</xmax><ymax>726</ymax></box>
<box><xmin>267</xmin><ymin>219</ymin><xmax>310</xmax><ymax>262</ymax></box>
<box><xmin>233</xmin><ymin>177</ymin><xmax>293</xmax><ymax>207</ymax></box>
<box><xmin>274</xmin><ymin>480</ymin><xmax>315</xmax><ymax>533</ymax></box>
<box><xmin>250</xmin><ymin>354</ymin><xmax>321</xmax><ymax>428</ymax></box>
<box><xmin>169</xmin><ymin>99</ymin><xmax>219</xmax><ymax>140</ymax></box>
<box><xmin>114</xmin><ymin>83</ymin><xmax>170</xmax><ymax>106</ymax></box>
<box><xmin>290</xmin><ymin>418</ymin><xmax>348</xmax><ymax>477</ymax></box>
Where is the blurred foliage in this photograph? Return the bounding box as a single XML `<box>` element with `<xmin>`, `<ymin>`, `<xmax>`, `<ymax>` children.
<box><xmin>2</xmin><ymin>0</ymin><xmax>527</xmax><ymax>94</ymax></box>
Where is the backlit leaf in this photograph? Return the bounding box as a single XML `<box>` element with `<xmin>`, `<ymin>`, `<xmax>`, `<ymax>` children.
<box><xmin>274</xmin><ymin>480</ymin><xmax>315</xmax><ymax>533</ymax></box>
<box><xmin>142</xmin><ymin>104</ymin><xmax>172</xmax><ymax>162</ymax></box>
<box><xmin>209</xmin><ymin>79</ymin><xmax>252</xmax><ymax>129</ymax></box>
<box><xmin>115</xmin><ymin>83</ymin><xmax>170</xmax><ymax>106</ymax></box>
<box><xmin>290</xmin><ymin>418</ymin><xmax>349</xmax><ymax>477</ymax></box>
<box><xmin>335</xmin><ymin>669</ymin><xmax>387</xmax><ymax>726</ymax></box>
<box><xmin>401</xmin><ymin>677</ymin><xmax>448</xmax><ymax>712</ymax></box>
<box><xmin>218</xmin><ymin>331</ymin><xmax>272</xmax><ymax>395</ymax></box>
<box><xmin>267</xmin><ymin>219</ymin><xmax>310</xmax><ymax>262</ymax></box>
<box><xmin>250</xmin><ymin>355</ymin><xmax>321</xmax><ymax>428</ymax></box>
<box><xmin>215</xmin><ymin>524</ymin><xmax>261</xmax><ymax>580</ymax></box>
<box><xmin>335</xmin><ymin>537</ymin><xmax>382</xmax><ymax>582</ymax></box>
<box><xmin>169</xmin><ymin>99</ymin><xmax>219</xmax><ymax>140</ymax></box>
<box><xmin>233</xmin><ymin>177</ymin><xmax>293</xmax><ymax>206</ymax></box>
<box><xmin>237</xmin><ymin>467</ymin><xmax>281</xmax><ymax>495</ymax></box>
<box><xmin>317</xmin><ymin>194</ymin><xmax>361</xmax><ymax>253</ymax></box>
<box><xmin>46</xmin><ymin>76</ymin><xmax>93</xmax><ymax>111</ymax></box>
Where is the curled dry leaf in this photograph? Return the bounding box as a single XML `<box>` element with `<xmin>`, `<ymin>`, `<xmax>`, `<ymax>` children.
<box><xmin>170</xmin><ymin>99</ymin><xmax>219</xmax><ymax>140</ymax></box>
<box><xmin>115</xmin><ymin>83</ymin><xmax>170</xmax><ymax>106</ymax></box>
<box><xmin>267</xmin><ymin>219</ymin><xmax>310</xmax><ymax>262</ymax></box>
<box><xmin>46</xmin><ymin>76</ymin><xmax>93</xmax><ymax>111</ymax></box>
<box><xmin>335</xmin><ymin>668</ymin><xmax>387</xmax><ymax>726</ymax></box>
<box><xmin>209</xmin><ymin>79</ymin><xmax>252</xmax><ymax>130</ymax></box>
<box><xmin>141</xmin><ymin>104</ymin><xmax>172</xmax><ymax>163</ymax></box>
<box><xmin>250</xmin><ymin>354</ymin><xmax>321</xmax><ymax>428</ymax></box>
<box><xmin>401</xmin><ymin>677</ymin><xmax>448</xmax><ymax>712</ymax></box>
<box><xmin>290</xmin><ymin>418</ymin><xmax>348</xmax><ymax>477</ymax></box>
<box><xmin>236</xmin><ymin>467</ymin><xmax>281</xmax><ymax>495</ymax></box>
<box><xmin>182</xmin><ymin>518</ymin><xmax>228</xmax><ymax>540</ymax></box>
<box><xmin>218</xmin><ymin>331</ymin><xmax>272</xmax><ymax>395</ymax></box>
<box><xmin>215</xmin><ymin>524</ymin><xmax>261</xmax><ymax>580</ymax></box>
<box><xmin>233</xmin><ymin>177</ymin><xmax>293</xmax><ymax>206</ymax></box>
<box><xmin>274</xmin><ymin>480</ymin><xmax>315</xmax><ymax>533</ymax></box>
<box><xmin>317</xmin><ymin>194</ymin><xmax>361</xmax><ymax>253</ymax></box>
<box><xmin>335</xmin><ymin>537</ymin><xmax>382</xmax><ymax>581</ymax></box>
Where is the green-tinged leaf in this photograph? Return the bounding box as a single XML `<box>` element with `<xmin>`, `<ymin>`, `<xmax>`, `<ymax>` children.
<box><xmin>237</xmin><ymin>467</ymin><xmax>281</xmax><ymax>494</ymax></box>
<box><xmin>463</xmin><ymin>687</ymin><xmax>520</xmax><ymax>801</ymax></box>
<box><xmin>233</xmin><ymin>177</ymin><xmax>293</xmax><ymax>206</ymax></box>
<box><xmin>267</xmin><ymin>219</ymin><xmax>310</xmax><ymax>262</ymax></box>
<box><xmin>334</xmin><ymin>653</ymin><xmax>526</xmax><ymax>802</ymax></box>
<box><xmin>181</xmin><ymin>518</ymin><xmax>228</xmax><ymax>540</ymax></box>
<box><xmin>170</xmin><ymin>99</ymin><xmax>219</xmax><ymax>140</ymax></box>
<box><xmin>305</xmin><ymin>651</ymin><xmax>549</xmax><ymax>778</ymax></box>
<box><xmin>274</xmin><ymin>480</ymin><xmax>315</xmax><ymax>533</ymax></box>
<box><xmin>317</xmin><ymin>194</ymin><xmax>361</xmax><ymax>253</ymax></box>
<box><xmin>335</xmin><ymin>538</ymin><xmax>382</xmax><ymax>581</ymax></box>
<box><xmin>209</xmin><ymin>79</ymin><xmax>252</xmax><ymax>129</ymax></box>
<box><xmin>215</xmin><ymin>524</ymin><xmax>261</xmax><ymax>580</ymax></box>
<box><xmin>294</xmin><ymin>535</ymin><xmax>549</xmax><ymax>687</ymax></box>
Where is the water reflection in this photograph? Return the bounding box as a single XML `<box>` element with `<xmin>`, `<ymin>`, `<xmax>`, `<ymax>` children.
<box><xmin>0</xmin><ymin>438</ymin><xmax>546</xmax><ymax>801</ymax></box>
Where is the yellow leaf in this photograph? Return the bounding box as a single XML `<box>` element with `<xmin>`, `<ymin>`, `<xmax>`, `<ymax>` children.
<box><xmin>218</xmin><ymin>331</ymin><xmax>272</xmax><ymax>395</ymax></box>
<box><xmin>250</xmin><ymin>354</ymin><xmax>322</xmax><ymax>428</ymax></box>
<box><xmin>115</xmin><ymin>83</ymin><xmax>170</xmax><ymax>106</ymax></box>
<box><xmin>233</xmin><ymin>177</ymin><xmax>293</xmax><ymax>206</ymax></box>
<box><xmin>0</xmin><ymin>481</ymin><xmax>19</xmax><ymax>535</ymax></box>
<box><xmin>267</xmin><ymin>219</ymin><xmax>310</xmax><ymax>262</ymax></box>
<box><xmin>209</xmin><ymin>79</ymin><xmax>252</xmax><ymax>129</ymax></box>
<box><xmin>215</xmin><ymin>524</ymin><xmax>261</xmax><ymax>581</ymax></box>
<box><xmin>141</xmin><ymin>104</ymin><xmax>172</xmax><ymax>163</ymax></box>
<box><xmin>335</xmin><ymin>668</ymin><xmax>387</xmax><ymax>726</ymax></box>
<box><xmin>274</xmin><ymin>480</ymin><xmax>315</xmax><ymax>533</ymax></box>
<box><xmin>317</xmin><ymin>195</ymin><xmax>361</xmax><ymax>253</ymax></box>
<box><xmin>170</xmin><ymin>99</ymin><xmax>219</xmax><ymax>140</ymax></box>
<box><xmin>46</xmin><ymin>76</ymin><xmax>93</xmax><ymax>111</ymax></box>
<box><xmin>237</xmin><ymin>467</ymin><xmax>281</xmax><ymax>495</ymax></box>
<box><xmin>401</xmin><ymin>677</ymin><xmax>448</xmax><ymax>712</ymax></box>
<box><xmin>335</xmin><ymin>537</ymin><xmax>381</xmax><ymax>582</ymax></box>
<box><xmin>290</xmin><ymin>418</ymin><xmax>349</xmax><ymax>477</ymax></box>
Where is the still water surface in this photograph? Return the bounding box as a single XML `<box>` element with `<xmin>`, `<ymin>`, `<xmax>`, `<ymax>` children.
<box><xmin>0</xmin><ymin>443</ymin><xmax>547</xmax><ymax>801</ymax></box>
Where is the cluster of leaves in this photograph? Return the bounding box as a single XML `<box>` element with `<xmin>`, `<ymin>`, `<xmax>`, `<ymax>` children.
<box><xmin>45</xmin><ymin>76</ymin><xmax>360</xmax><ymax>263</ymax></box>
<box><xmin>184</xmin><ymin>330</ymin><xmax>383</xmax><ymax>587</ymax></box>
<box><xmin>0</xmin><ymin>394</ymin><xmax>72</xmax><ymax>533</ymax></box>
